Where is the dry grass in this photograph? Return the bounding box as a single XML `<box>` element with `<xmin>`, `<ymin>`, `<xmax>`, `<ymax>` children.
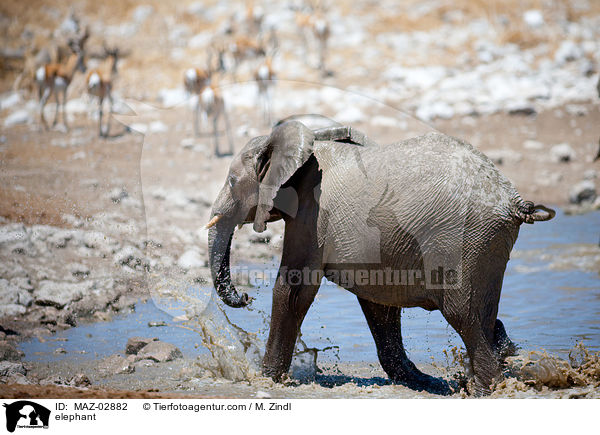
<box><xmin>373</xmin><ymin>0</ymin><xmax>600</xmax><ymax>49</ymax></box>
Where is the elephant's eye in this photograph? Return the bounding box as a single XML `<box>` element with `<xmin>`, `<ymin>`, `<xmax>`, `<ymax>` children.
<box><xmin>228</xmin><ymin>174</ymin><xmax>237</xmax><ymax>188</ymax></box>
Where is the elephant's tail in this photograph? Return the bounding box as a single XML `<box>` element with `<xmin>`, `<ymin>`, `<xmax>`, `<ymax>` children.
<box><xmin>512</xmin><ymin>196</ymin><xmax>556</xmax><ymax>224</ymax></box>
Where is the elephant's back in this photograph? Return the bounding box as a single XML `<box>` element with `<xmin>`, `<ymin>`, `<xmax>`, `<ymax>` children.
<box><xmin>313</xmin><ymin>132</ymin><xmax>520</xmax><ymax>265</ymax></box>
<box><xmin>315</xmin><ymin>132</ymin><xmax>519</xmax><ymax>215</ymax></box>
<box><xmin>372</xmin><ymin>133</ymin><xmax>519</xmax><ymax>213</ymax></box>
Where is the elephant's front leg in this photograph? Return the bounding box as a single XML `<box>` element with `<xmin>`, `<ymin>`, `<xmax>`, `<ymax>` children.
<box><xmin>358</xmin><ymin>297</ymin><xmax>453</xmax><ymax>395</ymax></box>
<box><xmin>262</xmin><ymin>270</ymin><xmax>320</xmax><ymax>380</ymax></box>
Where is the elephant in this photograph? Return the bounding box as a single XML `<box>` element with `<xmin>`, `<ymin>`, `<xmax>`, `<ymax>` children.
<box><xmin>206</xmin><ymin>116</ymin><xmax>555</xmax><ymax>395</ymax></box>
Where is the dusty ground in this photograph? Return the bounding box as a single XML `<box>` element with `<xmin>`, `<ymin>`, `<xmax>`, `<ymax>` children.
<box><xmin>0</xmin><ymin>0</ymin><xmax>599</xmax><ymax>398</ymax></box>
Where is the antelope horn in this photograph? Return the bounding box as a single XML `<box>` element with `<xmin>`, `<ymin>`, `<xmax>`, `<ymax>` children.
<box><xmin>205</xmin><ymin>215</ymin><xmax>222</xmax><ymax>229</ymax></box>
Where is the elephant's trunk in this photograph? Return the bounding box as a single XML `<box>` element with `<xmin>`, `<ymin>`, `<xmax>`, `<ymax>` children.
<box><xmin>208</xmin><ymin>221</ymin><xmax>251</xmax><ymax>308</ymax></box>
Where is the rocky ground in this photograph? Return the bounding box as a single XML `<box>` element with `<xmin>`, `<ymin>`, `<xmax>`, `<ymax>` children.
<box><xmin>0</xmin><ymin>0</ymin><xmax>599</xmax><ymax>397</ymax></box>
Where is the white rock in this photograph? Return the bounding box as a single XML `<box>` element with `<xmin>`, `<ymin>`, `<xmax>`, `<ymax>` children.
<box><xmin>80</xmin><ymin>231</ymin><xmax>116</xmax><ymax>254</ymax></box>
<box><xmin>569</xmin><ymin>180</ymin><xmax>596</xmax><ymax>204</ymax></box>
<box><xmin>114</xmin><ymin>245</ymin><xmax>147</xmax><ymax>270</ymax></box>
<box><xmin>68</xmin><ymin>262</ymin><xmax>90</xmax><ymax>278</ymax></box>
<box><xmin>128</xmin><ymin>123</ymin><xmax>148</xmax><ymax>134</ymax></box>
<box><xmin>0</xmin><ymin>92</ymin><xmax>21</xmax><ymax>110</ymax></box>
<box><xmin>523</xmin><ymin>140</ymin><xmax>544</xmax><ymax>150</ymax></box>
<box><xmin>416</xmin><ymin>101</ymin><xmax>454</xmax><ymax>121</ymax></box>
<box><xmin>35</xmin><ymin>280</ymin><xmax>93</xmax><ymax>308</ymax></box>
<box><xmin>59</xmin><ymin>15</ymin><xmax>79</xmax><ymax>34</ymax></box>
<box><xmin>187</xmin><ymin>2</ymin><xmax>206</xmax><ymax>17</ymax></box>
<box><xmin>158</xmin><ymin>88</ymin><xmax>187</xmax><ymax>107</ymax></box>
<box><xmin>0</xmin><ymin>304</ymin><xmax>26</xmax><ymax>317</ymax></box>
<box><xmin>177</xmin><ymin>249</ymin><xmax>206</xmax><ymax>269</ymax></box>
<box><xmin>106</xmin><ymin>23</ymin><xmax>137</xmax><ymax>39</ymax></box>
<box><xmin>47</xmin><ymin>229</ymin><xmax>74</xmax><ymax>248</ymax></box>
<box><xmin>66</xmin><ymin>98</ymin><xmax>88</xmax><ymax>114</ymax></box>
<box><xmin>169</xmin><ymin>25</ymin><xmax>191</xmax><ymax>47</ymax></box>
<box><xmin>223</xmin><ymin>84</ymin><xmax>257</xmax><ymax>109</ymax></box>
<box><xmin>132</xmin><ymin>5</ymin><xmax>154</xmax><ymax>24</ymax></box>
<box><xmin>371</xmin><ymin>116</ymin><xmax>399</xmax><ymax>127</ymax></box>
<box><xmin>180</xmin><ymin>138</ymin><xmax>196</xmax><ymax>149</ymax></box>
<box><xmin>188</xmin><ymin>32</ymin><xmax>211</xmax><ymax>49</ymax></box>
<box><xmin>523</xmin><ymin>10</ymin><xmax>544</xmax><ymax>28</ymax></box>
<box><xmin>384</xmin><ymin>65</ymin><xmax>447</xmax><ymax>89</ymax></box>
<box><xmin>0</xmin><ymin>225</ymin><xmax>27</xmax><ymax>246</ymax></box>
<box><xmin>71</xmin><ymin>151</ymin><xmax>86</xmax><ymax>160</ymax></box>
<box><xmin>99</xmin><ymin>354</ymin><xmax>135</xmax><ymax>375</ymax></box>
<box><xmin>149</xmin><ymin>121</ymin><xmax>168</xmax><ymax>133</ymax></box>
<box><xmin>485</xmin><ymin>149</ymin><xmax>523</xmax><ymax>165</ymax></box>
<box><xmin>0</xmin><ymin>279</ymin><xmax>20</xmax><ymax>305</ymax></box>
<box><xmin>0</xmin><ymin>361</ymin><xmax>27</xmax><ymax>377</ymax></box>
<box><xmin>17</xmin><ymin>290</ymin><xmax>33</xmax><ymax>307</ymax></box>
<box><xmin>550</xmin><ymin>143</ymin><xmax>575</xmax><ymax>163</ymax></box>
<box><xmin>554</xmin><ymin>41</ymin><xmax>583</xmax><ymax>64</ymax></box>
<box><xmin>10</xmin><ymin>277</ymin><xmax>33</xmax><ymax>291</ymax></box>
<box><xmin>136</xmin><ymin>341</ymin><xmax>182</xmax><ymax>362</ymax></box>
<box><xmin>109</xmin><ymin>187</ymin><xmax>129</xmax><ymax>203</ymax></box>
<box><xmin>3</xmin><ymin>110</ymin><xmax>31</xmax><ymax>128</ymax></box>
<box><xmin>255</xmin><ymin>391</ymin><xmax>271</xmax><ymax>399</ymax></box>
<box><xmin>334</xmin><ymin>106</ymin><xmax>364</xmax><ymax>123</ymax></box>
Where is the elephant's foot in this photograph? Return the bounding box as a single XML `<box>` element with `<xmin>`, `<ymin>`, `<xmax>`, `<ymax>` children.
<box><xmin>262</xmin><ymin>364</ymin><xmax>287</xmax><ymax>382</ymax></box>
<box><xmin>262</xmin><ymin>348</ymin><xmax>294</xmax><ymax>383</ymax></box>
<box><xmin>389</xmin><ymin>365</ymin><xmax>455</xmax><ymax>396</ymax></box>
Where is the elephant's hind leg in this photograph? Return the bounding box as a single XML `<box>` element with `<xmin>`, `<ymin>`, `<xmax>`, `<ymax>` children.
<box><xmin>493</xmin><ymin>319</ymin><xmax>517</xmax><ymax>361</ymax></box>
<box><xmin>441</xmin><ymin>273</ymin><xmax>504</xmax><ymax>395</ymax></box>
<box><xmin>443</xmin><ymin>312</ymin><xmax>499</xmax><ymax>396</ymax></box>
<box><xmin>357</xmin><ymin>297</ymin><xmax>452</xmax><ymax>395</ymax></box>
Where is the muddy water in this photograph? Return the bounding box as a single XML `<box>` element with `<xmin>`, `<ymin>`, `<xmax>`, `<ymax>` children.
<box><xmin>19</xmin><ymin>209</ymin><xmax>600</xmax><ymax>397</ymax></box>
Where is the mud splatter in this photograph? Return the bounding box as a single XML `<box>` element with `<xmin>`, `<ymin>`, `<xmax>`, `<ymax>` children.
<box><xmin>500</xmin><ymin>343</ymin><xmax>600</xmax><ymax>390</ymax></box>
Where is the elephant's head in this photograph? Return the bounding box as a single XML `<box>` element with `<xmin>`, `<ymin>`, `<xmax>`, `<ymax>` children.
<box><xmin>207</xmin><ymin>121</ymin><xmax>317</xmax><ymax>308</ymax></box>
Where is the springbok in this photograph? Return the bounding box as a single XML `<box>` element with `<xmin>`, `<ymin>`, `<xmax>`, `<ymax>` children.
<box><xmin>224</xmin><ymin>1</ymin><xmax>264</xmax><ymax>37</ymax></box>
<box><xmin>228</xmin><ymin>36</ymin><xmax>265</xmax><ymax>79</ymax></box>
<box><xmin>86</xmin><ymin>44</ymin><xmax>120</xmax><ymax>137</ymax></box>
<box><xmin>198</xmin><ymin>83</ymin><xmax>234</xmax><ymax>156</ymax></box>
<box><xmin>295</xmin><ymin>10</ymin><xmax>330</xmax><ymax>75</ymax></box>
<box><xmin>243</xmin><ymin>2</ymin><xmax>264</xmax><ymax>36</ymax></box>
<box><xmin>254</xmin><ymin>31</ymin><xmax>278</xmax><ymax>126</ymax></box>
<box><xmin>36</xmin><ymin>28</ymin><xmax>88</xmax><ymax>131</ymax></box>
<box><xmin>254</xmin><ymin>57</ymin><xmax>276</xmax><ymax>126</ymax></box>
<box><xmin>184</xmin><ymin>52</ymin><xmax>234</xmax><ymax>156</ymax></box>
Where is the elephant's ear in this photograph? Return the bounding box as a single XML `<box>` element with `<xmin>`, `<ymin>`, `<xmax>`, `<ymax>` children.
<box><xmin>253</xmin><ymin>121</ymin><xmax>315</xmax><ymax>232</ymax></box>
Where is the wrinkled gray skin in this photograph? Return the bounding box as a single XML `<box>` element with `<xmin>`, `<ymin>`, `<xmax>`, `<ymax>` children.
<box><xmin>208</xmin><ymin>115</ymin><xmax>554</xmax><ymax>395</ymax></box>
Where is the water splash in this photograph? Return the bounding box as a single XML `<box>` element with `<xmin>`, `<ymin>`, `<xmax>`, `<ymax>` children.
<box><xmin>150</xmin><ymin>274</ymin><xmax>262</xmax><ymax>381</ymax></box>
<box><xmin>149</xmin><ymin>273</ymin><xmax>323</xmax><ymax>383</ymax></box>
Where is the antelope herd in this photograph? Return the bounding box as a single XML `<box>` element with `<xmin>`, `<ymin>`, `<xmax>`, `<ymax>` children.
<box><xmin>12</xmin><ymin>2</ymin><xmax>331</xmax><ymax>154</ymax></box>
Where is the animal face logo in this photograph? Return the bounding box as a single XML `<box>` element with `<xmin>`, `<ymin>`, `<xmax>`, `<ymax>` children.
<box><xmin>3</xmin><ymin>401</ymin><xmax>50</xmax><ymax>433</ymax></box>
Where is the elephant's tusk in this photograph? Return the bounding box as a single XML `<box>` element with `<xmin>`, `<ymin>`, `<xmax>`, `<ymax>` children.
<box><xmin>205</xmin><ymin>215</ymin><xmax>222</xmax><ymax>229</ymax></box>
